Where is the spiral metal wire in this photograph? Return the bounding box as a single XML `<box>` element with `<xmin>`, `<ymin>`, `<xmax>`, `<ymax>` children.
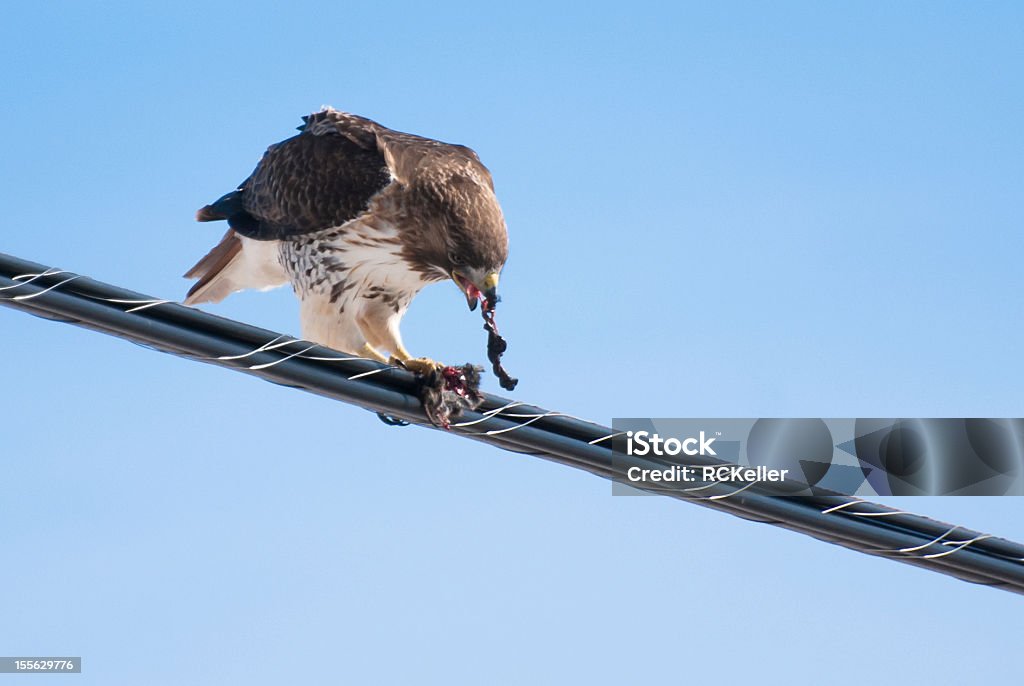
<box><xmin>3</xmin><ymin>251</ymin><xmax>1024</xmax><ymax>595</ymax></box>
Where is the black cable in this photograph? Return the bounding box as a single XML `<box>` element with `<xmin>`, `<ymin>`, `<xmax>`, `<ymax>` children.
<box><xmin>3</xmin><ymin>250</ymin><xmax>1024</xmax><ymax>595</ymax></box>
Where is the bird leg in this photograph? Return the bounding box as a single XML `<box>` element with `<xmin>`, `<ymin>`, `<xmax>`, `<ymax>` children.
<box><xmin>358</xmin><ymin>343</ymin><xmax>388</xmax><ymax>363</ymax></box>
<box><xmin>390</xmin><ymin>345</ymin><xmax>443</xmax><ymax>375</ymax></box>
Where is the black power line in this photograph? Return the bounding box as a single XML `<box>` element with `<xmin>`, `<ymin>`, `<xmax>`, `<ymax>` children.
<box><xmin>3</xmin><ymin>250</ymin><xmax>1024</xmax><ymax>595</ymax></box>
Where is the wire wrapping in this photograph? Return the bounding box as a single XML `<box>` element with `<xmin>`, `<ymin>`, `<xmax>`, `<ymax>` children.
<box><xmin>3</xmin><ymin>251</ymin><xmax>1024</xmax><ymax>595</ymax></box>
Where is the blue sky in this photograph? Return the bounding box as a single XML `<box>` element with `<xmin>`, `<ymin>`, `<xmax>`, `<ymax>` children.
<box><xmin>1</xmin><ymin>1</ymin><xmax>1022</xmax><ymax>683</ymax></box>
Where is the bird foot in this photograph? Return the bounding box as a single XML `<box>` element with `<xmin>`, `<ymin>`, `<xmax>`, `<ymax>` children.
<box><xmin>391</xmin><ymin>356</ymin><xmax>444</xmax><ymax>376</ymax></box>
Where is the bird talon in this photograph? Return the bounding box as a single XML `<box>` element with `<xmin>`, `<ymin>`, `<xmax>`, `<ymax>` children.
<box><xmin>391</xmin><ymin>356</ymin><xmax>444</xmax><ymax>376</ymax></box>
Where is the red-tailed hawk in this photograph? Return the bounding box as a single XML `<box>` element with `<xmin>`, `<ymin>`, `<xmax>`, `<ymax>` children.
<box><xmin>184</xmin><ymin>107</ymin><xmax>509</xmax><ymax>378</ymax></box>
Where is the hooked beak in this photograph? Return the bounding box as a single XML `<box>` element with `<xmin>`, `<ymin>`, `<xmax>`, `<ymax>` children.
<box><xmin>481</xmin><ymin>271</ymin><xmax>499</xmax><ymax>307</ymax></box>
<box><xmin>452</xmin><ymin>270</ymin><xmax>500</xmax><ymax>311</ymax></box>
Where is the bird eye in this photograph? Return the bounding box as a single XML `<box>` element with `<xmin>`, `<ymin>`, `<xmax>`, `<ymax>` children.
<box><xmin>448</xmin><ymin>251</ymin><xmax>464</xmax><ymax>266</ymax></box>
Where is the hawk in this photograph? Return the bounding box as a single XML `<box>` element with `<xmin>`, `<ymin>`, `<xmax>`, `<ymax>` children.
<box><xmin>184</xmin><ymin>107</ymin><xmax>509</xmax><ymax>376</ymax></box>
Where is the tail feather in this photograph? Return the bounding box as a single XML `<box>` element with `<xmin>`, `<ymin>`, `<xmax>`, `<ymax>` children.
<box><xmin>184</xmin><ymin>230</ymin><xmax>243</xmax><ymax>304</ymax></box>
<box><xmin>183</xmin><ymin>231</ymin><xmax>289</xmax><ymax>306</ymax></box>
<box><xmin>187</xmin><ymin>182</ymin><xmax>290</xmax><ymax>304</ymax></box>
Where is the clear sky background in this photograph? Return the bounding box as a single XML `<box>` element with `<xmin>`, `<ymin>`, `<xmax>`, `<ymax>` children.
<box><xmin>2</xmin><ymin>2</ymin><xmax>1022</xmax><ymax>684</ymax></box>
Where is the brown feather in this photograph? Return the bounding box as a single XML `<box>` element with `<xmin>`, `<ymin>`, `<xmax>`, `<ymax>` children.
<box><xmin>195</xmin><ymin>205</ymin><xmax>224</xmax><ymax>222</ymax></box>
<box><xmin>184</xmin><ymin>230</ymin><xmax>241</xmax><ymax>295</ymax></box>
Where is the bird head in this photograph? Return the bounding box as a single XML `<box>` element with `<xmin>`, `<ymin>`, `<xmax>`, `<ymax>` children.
<box><xmin>427</xmin><ymin>168</ymin><xmax>509</xmax><ymax>311</ymax></box>
<box><xmin>402</xmin><ymin>157</ymin><xmax>509</xmax><ymax>310</ymax></box>
<box><xmin>444</xmin><ymin>203</ymin><xmax>508</xmax><ymax>311</ymax></box>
